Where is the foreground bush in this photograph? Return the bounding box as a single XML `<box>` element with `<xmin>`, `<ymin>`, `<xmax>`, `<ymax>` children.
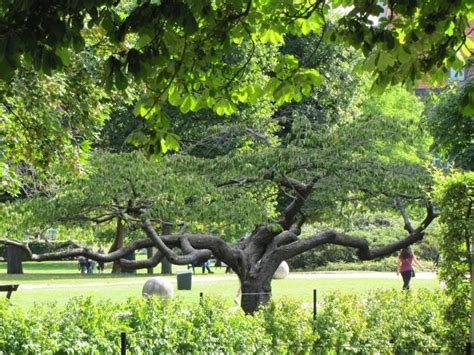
<box><xmin>0</xmin><ymin>290</ymin><xmax>457</xmax><ymax>354</ymax></box>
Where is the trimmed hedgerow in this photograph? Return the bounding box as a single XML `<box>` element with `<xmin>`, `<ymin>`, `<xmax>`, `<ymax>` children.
<box><xmin>0</xmin><ymin>290</ymin><xmax>458</xmax><ymax>354</ymax></box>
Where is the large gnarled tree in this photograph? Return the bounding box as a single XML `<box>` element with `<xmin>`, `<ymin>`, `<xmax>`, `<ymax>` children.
<box><xmin>2</xmin><ymin>171</ymin><xmax>436</xmax><ymax>314</ymax></box>
<box><xmin>1</xmin><ymin>88</ymin><xmax>437</xmax><ymax>313</ymax></box>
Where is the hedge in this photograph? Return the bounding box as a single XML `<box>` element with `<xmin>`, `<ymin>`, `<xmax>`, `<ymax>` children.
<box><xmin>0</xmin><ymin>290</ymin><xmax>459</xmax><ymax>354</ymax></box>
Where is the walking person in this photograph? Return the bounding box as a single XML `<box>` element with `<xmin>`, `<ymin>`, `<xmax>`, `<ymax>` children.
<box><xmin>86</xmin><ymin>258</ymin><xmax>94</xmax><ymax>274</ymax></box>
<box><xmin>201</xmin><ymin>260</ymin><xmax>214</xmax><ymax>274</ymax></box>
<box><xmin>78</xmin><ymin>256</ymin><xmax>87</xmax><ymax>274</ymax></box>
<box><xmin>97</xmin><ymin>248</ymin><xmax>105</xmax><ymax>274</ymax></box>
<box><xmin>397</xmin><ymin>246</ymin><xmax>422</xmax><ymax>290</ymax></box>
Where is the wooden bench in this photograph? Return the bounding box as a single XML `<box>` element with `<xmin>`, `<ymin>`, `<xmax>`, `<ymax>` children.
<box><xmin>0</xmin><ymin>285</ymin><xmax>19</xmax><ymax>299</ymax></box>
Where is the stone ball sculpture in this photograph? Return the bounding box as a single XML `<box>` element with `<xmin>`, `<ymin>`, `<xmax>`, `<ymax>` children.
<box><xmin>273</xmin><ymin>261</ymin><xmax>289</xmax><ymax>279</ymax></box>
<box><xmin>142</xmin><ymin>277</ymin><xmax>174</xmax><ymax>298</ymax></box>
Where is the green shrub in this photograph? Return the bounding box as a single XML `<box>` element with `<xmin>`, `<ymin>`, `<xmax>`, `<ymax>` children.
<box><xmin>314</xmin><ymin>289</ymin><xmax>449</xmax><ymax>353</ymax></box>
<box><xmin>0</xmin><ymin>291</ymin><xmax>460</xmax><ymax>354</ymax></box>
<box><xmin>258</xmin><ymin>298</ymin><xmax>318</xmax><ymax>354</ymax></box>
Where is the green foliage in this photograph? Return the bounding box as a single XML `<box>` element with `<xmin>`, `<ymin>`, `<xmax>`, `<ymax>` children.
<box><xmin>259</xmin><ymin>299</ymin><xmax>318</xmax><ymax>353</ymax></box>
<box><xmin>1</xmin><ymin>79</ymin><xmax>435</xmax><ymax>244</ymax></box>
<box><xmin>315</xmin><ymin>290</ymin><xmax>448</xmax><ymax>353</ymax></box>
<box><xmin>0</xmin><ymin>0</ymin><xmax>471</xmax><ymax>158</ymax></box>
<box><xmin>0</xmin><ymin>47</ymin><xmax>113</xmax><ymax>195</ymax></box>
<box><xmin>432</xmin><ymin>169</ymin><xmax>473</xmax><ymax>352</ymax></box>
<box><xmin>0</xmin><ymin>290</ymin><xmax>458</xmax><ymax>353</ymax></box>
<box><xmin>2</xmin><ymin>150</ymin><xmax>278</xmax><ymax>243</ymax></box>
<box><xmin>1</xmin><ymin>1</ymin><xmax>469</xmax><ymax>90</ymax></box>
<box><xmin>425</xmin><ymin>78</ymin><xmax>474</xmax><ymax>170</ymax></box>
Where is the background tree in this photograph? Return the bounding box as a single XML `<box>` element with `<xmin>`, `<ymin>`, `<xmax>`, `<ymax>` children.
<box><xmin>0</xmin><ymin>40</ymin><xmax>118</xmax><ymax>195</ymax></box>
<box><xmin>433</xmin><ymin>170</ymin><xmax>473</xmax><ymax>353</ymax></box>
<box><xmin>1</xmin><ymin>82</ymin><xmax>436</xmax><ymax>313</ymax></box>
<box><xmin>425</xmin><ymin>77</ymin><xmax>474</xmax><ymax>171</ymax></box>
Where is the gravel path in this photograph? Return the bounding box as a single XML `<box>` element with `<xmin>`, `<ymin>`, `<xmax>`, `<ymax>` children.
<box><xmin>17</xmin><ymin>272</ymin><xmax>437</xmax><ymax>290</ymax></box>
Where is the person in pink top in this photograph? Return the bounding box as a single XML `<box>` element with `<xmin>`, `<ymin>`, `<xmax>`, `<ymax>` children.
<box><xmin>397</xmin><ymin>246</ymin><xmax>422</xmax><ymax>290</ymax></box>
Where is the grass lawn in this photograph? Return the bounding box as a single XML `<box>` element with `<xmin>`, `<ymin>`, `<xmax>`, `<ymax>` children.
<box><xmin>0</xmin><ymin>260</ymin><xmax>440</xmax><ymax>310</ymax></box>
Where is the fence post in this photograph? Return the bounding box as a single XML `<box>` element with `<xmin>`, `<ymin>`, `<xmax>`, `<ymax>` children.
<box><xmin>200</xmin><ymin>292</ymin><xmax>204</xmax><ymax>304</ymax></box>
<box><xmin>313</xmin><ymin>289</ymin><xmax>317</xmax><ymax>321</ymax></box>
<box><xmin>121</xmin><ymin>332</ymin><xmax>126</xmax><ymax>355</ymax></box>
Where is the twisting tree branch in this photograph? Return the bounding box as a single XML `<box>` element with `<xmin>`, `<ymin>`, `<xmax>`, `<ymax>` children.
<box><xmin>0</xmin><ymin>237</ymin><xmax>154</xmax><ymax>262</ymax></box>
<box><xmin>278</xmin><ymin>176</ymin><xmax>318</xmax><ymax>229</ymax></box>
<box><xmin>272</xmin><ymin>200</ymin><xmax>437</xmax><ymax>262</ymax></box>
<box><xmin>394</xmin><ymin>198</ymin><xmax>414</xmax><ymax>233</ymax></box>
<box><xmin>120</xmin><ymin>249</ymin><xmax>164</xmax><ymax>270</ymax></box>
<box><xmin>142</xmin><ymin>219</ymin><xmax>212</xmax><ymax>265</ymax></box>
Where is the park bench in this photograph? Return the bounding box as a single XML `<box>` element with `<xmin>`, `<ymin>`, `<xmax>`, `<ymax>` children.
<box><xmin>0</xmin><ymin>284</ymin><xmax>19</xmax><ymax>299</ymax></box>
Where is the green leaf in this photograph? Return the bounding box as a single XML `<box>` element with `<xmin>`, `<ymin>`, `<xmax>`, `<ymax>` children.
<box><xmin>72</xmin><ymin>35</ymin><xmax>85</xmax><ymax>52</ymax></box>
<box><xmin>180</xmin><ymin>94</ymin><xmax>198</xmax><ymax>113</ymax></box>
<box><xmin>214</xmin><ymin>98</ymin><xmax>236</xmax><ymax>116</ymax></box>
<box><xmin>0</xmin><ymin>59</ymin><xmax>14</xmax><ymax>80</ymax></box>
<box><xmin>184</xmin><ymin>12</ymin><xmax>199</xmax><ymax>35</ymax></box>
<box><xmin>376</xmin><ymin>52</ymin><xmax>395</xmax><ymax>71</ymax></box>
<box><xmin>301</xmin><ymin>68</ymin><xmax>323</xmax><ymax>86</ymax></box>
<box><xmin>168</xmin><ymin>85</ymin><xmax>183</xmax><ymax>106</ymax></box>
<box><xmin>165</xmin><ymin>133</ymin><xmax>180</xmax><ymax>151</ymax></box>
<box><xmin>100</xmin><ymin>11</ymin><xmax>114</xmax><ymax>32</ymax></box>
<box><xmin>261</xmin><ymin>29</ymin><xmax>284</xmax><ymax>44</ymax></box>
<box><xmin>55</xmin><ymin>47</ymin><xmax>71</xmax><ymax>66</ymax></box>
<box><xmin>114</xmin><ymin>68</ymin><xmax>128</xmax><ymax>90</ymax></box>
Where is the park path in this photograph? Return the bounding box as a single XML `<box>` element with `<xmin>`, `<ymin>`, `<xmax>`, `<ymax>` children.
<box><xmin>17</xmin><ymin>272</ymin><xmax>437</xmax><ymax>290</ymax></box>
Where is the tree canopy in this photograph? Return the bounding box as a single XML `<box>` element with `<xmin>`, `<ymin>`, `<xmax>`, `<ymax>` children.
<box><xmin>1</xmin><ymin>1</ymin><xmax>472</xmax><ymax>195</ymax></box>
<box><xmin>1</xmin><ymin>0</ymin><xmax>472</xmax><ymax>129</ymax></box>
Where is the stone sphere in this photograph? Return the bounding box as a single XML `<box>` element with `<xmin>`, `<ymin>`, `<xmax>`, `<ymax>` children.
<box><xmin>142</xmin><ymin>277</ymin><xmax>174</xmax><ymax>298</ymax></box>
<box><xmin>273</xmin><ymin>261</ymin><xmax>289</xmax><ymax>279</ymax></box>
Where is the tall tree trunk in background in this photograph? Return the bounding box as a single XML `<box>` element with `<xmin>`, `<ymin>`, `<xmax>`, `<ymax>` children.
<box><xmin>121</xmin><ymin>251</ymin><xmax>137</xmax><ymax>274</ymax></box>
<box><xmin>110</xmin><ymin>217</ymin><xmax>125</xmax><ymax>273</ymax></box>
<box><xmin>6</xmin><ymin>245</ymin><xmax>24</xmax><ymax>274</ymax></box>
<box><xmin>160</xmin><ymin>223</ymin><xmax>173</xmax><ymax>274</ymax></box>
<box><xmin>147</xmin><ymin>247</ymin><xmax>154</xmax><ymax>274</ymax></box>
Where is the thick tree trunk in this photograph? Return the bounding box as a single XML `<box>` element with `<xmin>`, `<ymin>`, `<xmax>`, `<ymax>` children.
<box><xmin>121</xmin><ymin>251</ymin><xmax>136</xmax><ymax>274</ymax></box>
<box><xmin>147</xmin><ymin>247</ymin><xmax>154</xmax><ymax>274</ymax></box>
<box><xmin>161</xmin><ymin>223</ymin><xmax>173</xmax><ymax>274</ymax></box>
<box><xmin>110</xmin><ymin>217</ymin><xmax>125</xmax><ymax>273</ymax></box>
<box><xmin>240</xmin><ymin>278</ymin><xmax>272</xmax><ymax>314</ymax></box>
<box><xmin>6</xmin><ymin>245</ymin><xmax>24</xmax><ymax>274</ymax></box>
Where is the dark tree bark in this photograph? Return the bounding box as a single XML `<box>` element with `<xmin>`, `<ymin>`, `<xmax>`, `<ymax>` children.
<box><xmin>146</xmin><ymin>247</ymin><xmax>154</xmax><ymax>274</ymax></box>
<box><xmin>121</xmin><ymin>251</ymin><xmax>136</xmax><ymax>274</ymax></box>
<box><xmin>161</xmin><ymin>223</ymin><xmax>173</xmax><ymax>274</ymax></box>
<box><xmin>110</xmin><ymin>217</ymin><xmax>125</xmax><ymax>273</ymax></box>
<box><xmin>7</xmin><ymin>245</ymin><xmax>25</xmax><ymax>274</ymax></box>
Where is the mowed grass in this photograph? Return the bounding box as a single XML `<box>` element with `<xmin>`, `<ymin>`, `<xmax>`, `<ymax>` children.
<box><xmin>0</xmin><ymin>260</ymin><xmax>440</xmax><ymax>310</ymax></box>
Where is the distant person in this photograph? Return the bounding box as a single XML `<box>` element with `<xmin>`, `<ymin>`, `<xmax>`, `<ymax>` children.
<box><xmin>78</xmin><ymin>256</ymin><xmax>87</xmax><ymax>274</ymax></box>
<box><xmin>202</xmin><ymin>260</ymin><xmax>214</xmax><ymax>274</ymax></box>
<box><xmin>189</xmin><ymin>261</ymin><xmax>198</xmax><ymax>274</ymax></box>
<box><xmin>97</xmin><ymin>248</ymin><xmax>105</xmax><ymax>274</ymax></box>
<box><xmin>86</xmin><ymin>259</ymin><xmax>95</xmax><ymax>274</ymax></box>
<box><xmin>433</xmin><ymin>252</ymin><xmax>441</xmax><ymax>269</ymax></box>
<box><xmin>397</xmin><ymin>246</ymin><xmax>422</xmax><ymax>290</ymax></box>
